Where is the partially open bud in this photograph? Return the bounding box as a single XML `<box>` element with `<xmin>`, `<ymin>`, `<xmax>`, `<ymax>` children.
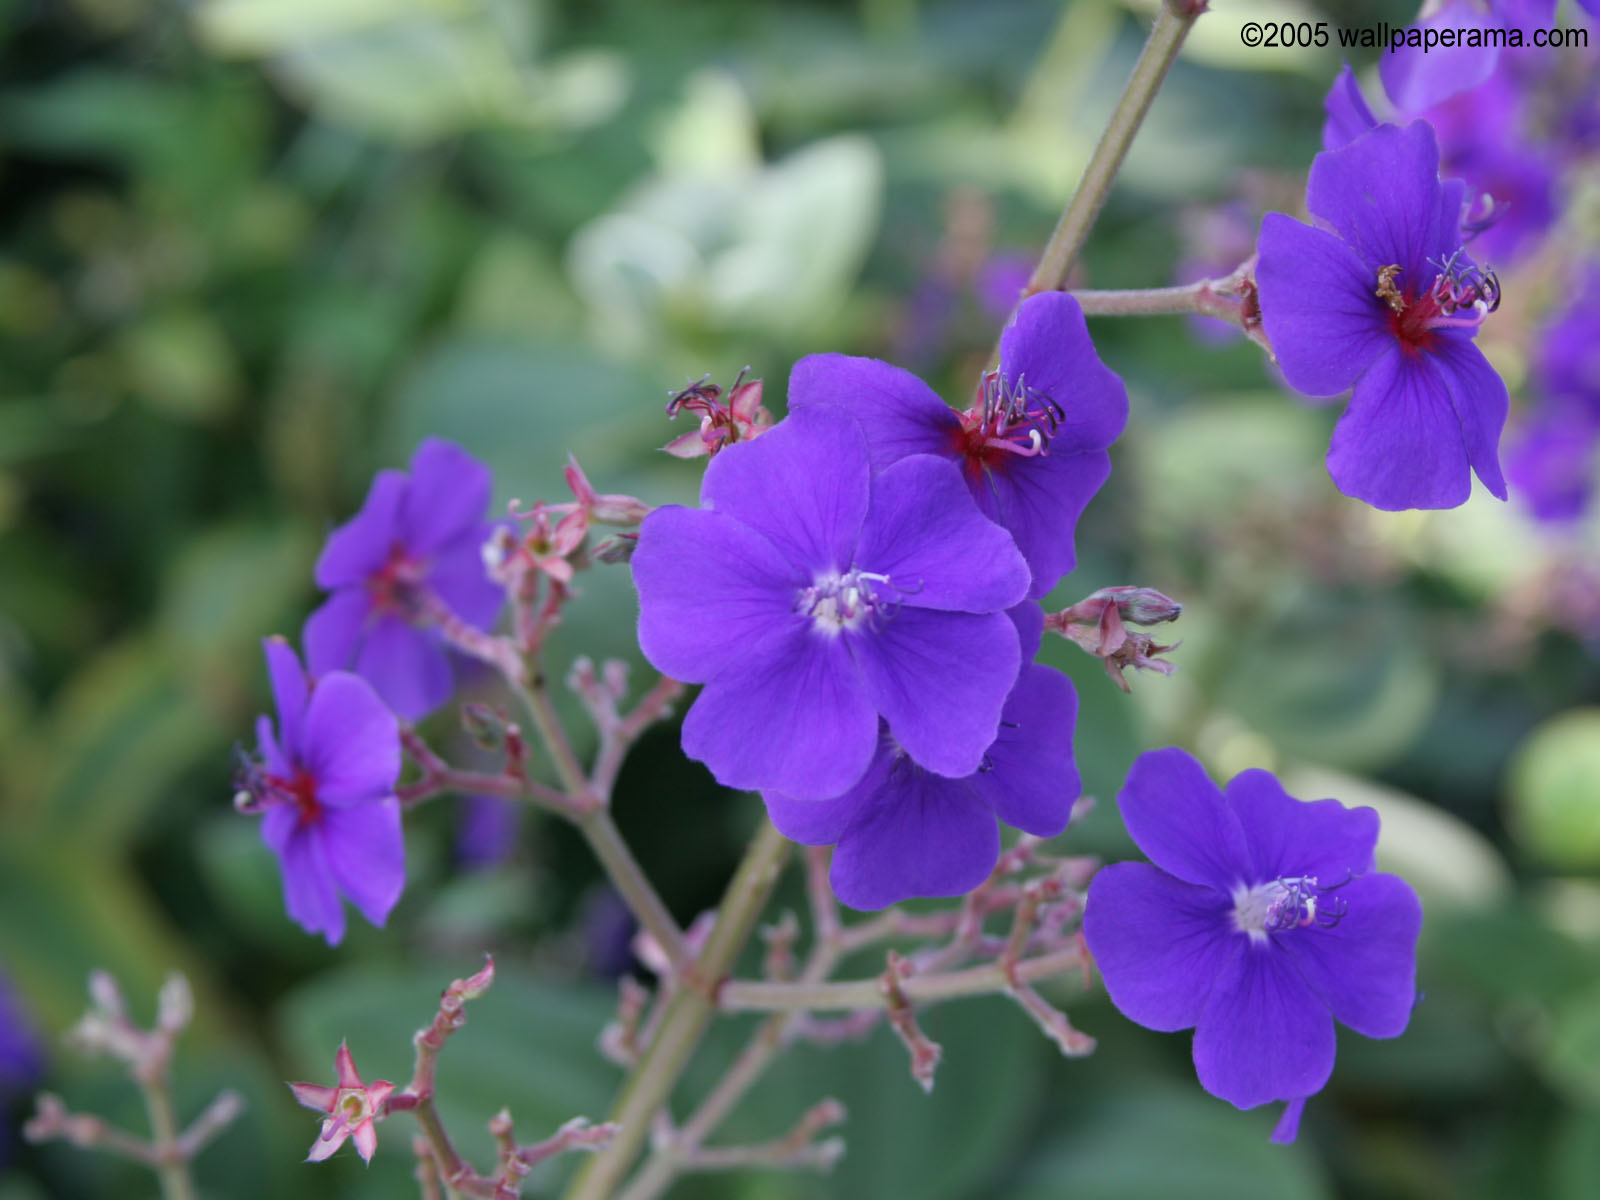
<box><xmin>1046</xmin><ymin>585</ymin><xmax>1182</xmax><ymax>691</ymax></box>
<box><xmin>662</xmin><ymin>368</ymin><xmax>773</xmax><ymax>459</ymax></box>
<box><xmin>461</xmin><ymin>702</ymin><xmax>509</xmax><ymax>751</ymax></box>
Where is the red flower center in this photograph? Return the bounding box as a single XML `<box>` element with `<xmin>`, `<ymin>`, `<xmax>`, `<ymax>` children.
<box><xmin>367</xmin><ymin>544</ymin><xmax>425</xmax><ymax>618</ymax></box>
<box><xmin>268</xmin><ymin>767</ymin><xmax>321</xmax><ymax>824</ymax></box>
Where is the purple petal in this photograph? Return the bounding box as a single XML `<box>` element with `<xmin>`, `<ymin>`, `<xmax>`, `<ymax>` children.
<box><xmin>1322</xmin><ymin>64</ymin><xmax>1378</xmax><ymax>151</ymax></box>
<box><xmin>1271</xmin><ymin>1097</ymin><xmax>1309</xmax><ymax>1144</ymax></box>
<box><xmin>854</xmin><ymin>454</ymin><xmax>1030</xmax><ymax>612</ymax></box>
<box><xmin>1256</xmin><ymin>213</ymin><xmax>1392</xmax><ymax>396</ymax></box>
<box><xmin>966</xmin><ymin>664</ymin><xmax>1079</xmax><ymax>836</ymax></box>
<box><xmin>401</xmin><ymin>438</ymin><xmax>493</xmax><ymax>557</ymax></box>
<box><xmin>700</xmin><ymin>407</ymin><xmax>870</xmax><ymax>574</ymax></box>
<box><xmin>1117</xmin><ymin>748</ymin><xmax>1252</xmax><ymax>893</ymax></box>
<box><xmin>762</xmin><ymin>739</ymin><xmax>891</xmax><ymax>845</ymax></box>
<box><xmin>320</xmin><ymin>798</ymin><xmax>406</xmax><ymax>929</ymax></box>
<box><xmin>1192</xmin><ymin>948</ymin><xmax>1337</xmax><ymax>1109</ymax></box>
<box><xmin>1009</xmin><ymin>601</ymin><xmax>1044</xmax><ymax>665</ymax></box>
<box><xmin>315</xmin><ymin>470</ymin><xmax>406</xmax><ymax>589</ymax></box>
<box><xmin>1306</xmin><ymin>122</ymin><xmax>1455</xmax><ymax>283</ymax></box>
<box><xmin>998</xmin><ymin>292</ymin><xmax>1129</xmax><ymax>456</ymax></box>
<box><xmin>1328</xmin><ymin>346</ymin><xmax>1473</xmax><ymax>510</ymax></box>
<box><xmin>829</xmin><ymin>770</ymin><xmax>1000</xmax><ymax>910</ymax></box>
<box><xmin>1430</xmin><ymin>334</ymin><xmax>1509</xmax><ymax>501</ymax></box>
<box><xmin>1278</xmin><ymin>872</ymin><xmax>1422</xmax><ymax>1039</ymax></box>
<box><xmin>1380</xmin><ymin>1</ymin><xmax>1498</xmax><ymax>113</ymax></box>
<box><xmin>256</xmin><ymin>714</ymin><xmax>290</xmax><ymax>779</ymax></box>
<box><xmin>426</xmin><ymin>530</ymin><xmax>505</xmax><ymax>632</ymax></box>
<box><xmin>633</xmin><ymin>507</ymin><xmax>801</xmax><ymax>684</ymax></box>
<box><xmin>301</xmin><ymin>672</ymin><xmax>401</xmax><ymax>806</ymax></box>
<box><xmin>786</xmin><ymin>354</ymin><xmax>959</xmax><ymax>471</ymax></box>
<box><xmin>1223</xmin><ymin>769</ymin><xmax>1378</xmax><ymax>885</ymax></box>
<box><xmin>680</xmin><ymin>619</ymin><xmax>877</xmax><ymax>801</ymax></box>
<box><xmin>972</xmin><ymin>448</ymin><xmax>1112</xmax><ymax>599</ymax></box>
<box><xmin>355</xmin><ymin>617</ymin><xmax>454</xmax><ymax>720</ymax></box>
<box><xmin>263</xmin><ymin>808</ymin><xmax>346</xmax><ymax>945</ymax></box>
<box><xmin>304</xmin><ymin>589</ymin><xmax>371</xmax><ymax>678</ymax></box>
<box><xmin>263</xmin><ymin>637</ymin><xmax>310</xmax><ymax>762</ymax></box>
<box><xmin>1083</xmin><ymin>862</ymin><xmax>1242</xmax><ymax>1032</ymax></box>
<box><xmin>849</xmin><ymin>608</ymin><xmax>1019</xmax><ymax>779</ymax></box>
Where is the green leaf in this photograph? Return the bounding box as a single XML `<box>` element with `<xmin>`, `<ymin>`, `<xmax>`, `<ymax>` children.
<box><xmin>1010</xmin><ymin>1084</ymin><xmax>1333</xmax><ymax>1200</ymax></box>
<box><xmin>27</xmin><ymin>637</ymin><xmax>223</xmax><ymax>848</ymax></box>
<box><xmin>1508</xmin><ymin>709</ymin><xmax>1600</xmax><ymax>869</ymax></box>
<box><xmin>701</xmin><ymin>994</ymin><xmax>1048</xmax><ymax>1200</ymax></box>
<box><xmin>1543</xmin><ymin>981</ymin><xmax>1600</xmax><ymax>1107</ymax></box>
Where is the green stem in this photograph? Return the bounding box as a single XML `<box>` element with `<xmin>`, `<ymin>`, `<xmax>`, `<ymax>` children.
<box><xmin>1024</xmin><ymin>0</ymin><xmax>1202</xmax><ymax>297</ymax></box>
<box><xmin>563</xmin><ymin>820</ymin><xmax>792</xmax><ymax>1200</ymax></box>
<box><xmin>137</xmin><ymin>1073</ymin><xmax>196</xmax><ymax>1200</ymax></box>
<box><xmin>577</xmin><ymin>807</ymin><xmax>691</xmax><ymax>971</ymax></box>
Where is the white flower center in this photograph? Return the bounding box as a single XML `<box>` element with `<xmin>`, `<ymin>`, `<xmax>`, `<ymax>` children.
<box><xmin>1231</xmin><ymin>876</ymin><xmax>1323</xmax><ymax>944</ymax></box>
<box><xmin>798</xmin><ymin>569</ymin><xmax>893</xmax><ymax>634</ymax></box>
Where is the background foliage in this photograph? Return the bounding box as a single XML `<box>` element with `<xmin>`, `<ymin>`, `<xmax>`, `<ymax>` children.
<box><xmin>2</xmin><ymin>0</ymin><xmax>1599</xmax><ymax>1196</ymax></box>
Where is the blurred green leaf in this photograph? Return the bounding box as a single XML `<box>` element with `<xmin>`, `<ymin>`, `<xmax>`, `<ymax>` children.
<box><xmin>26</xmin><ymin>637</ymin><xmax>223</xmax><ymax>847</ymax></box>
<box><xmin>1544</xmin><ymin>981</ymin><xmax>1600</xmax><ymax>1107</ymax></box>
<box><xmin>117</xmin><ymin>307</ymin><xmax>242</xmax><ymax>422</ymax></box>
<box><xmin>1508</xmin><ymin>709</ymin><xmax>1600</xmax><ymax>869</ymax></box>
<box><xmin>705</xmin><ymin>994</ymin><xmax>1048</xmax><ymax>1200</ymax></box>
<box><xmin>1010</xmin><ymin>1083</ymin><xmax>1332</xmax><ymax>1200</ymax></box>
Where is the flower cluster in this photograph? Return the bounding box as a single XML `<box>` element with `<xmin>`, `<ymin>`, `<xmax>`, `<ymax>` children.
<box><xmin>633</xmin><ymin>291</ymin><xmax>1128</xmax><ymax>906</ymax></box>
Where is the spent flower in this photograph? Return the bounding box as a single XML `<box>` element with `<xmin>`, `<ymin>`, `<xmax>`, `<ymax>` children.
<box><xmin>289</xmin><ymin>1042</ymin><xmax>394</xmax><ymax>1164</ymax></box>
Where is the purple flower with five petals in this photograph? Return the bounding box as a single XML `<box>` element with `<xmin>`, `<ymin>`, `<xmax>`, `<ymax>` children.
<box><xmin>1257</xmin><ymin>121</ymin><xmax>1509</xmax><ymax>510</ymax></box>
<box><xmin>243</xmin><ymin>638</ymin><xmax>405</xmax><ymax>946</ymax></box>
<box><xmin>305</xmin><ymin>439</ymin><xmax>504</xmax><ymax>720</ymax></box>
<box><xmin>631</xmin><ymin>406</ymin><xmax>1030</xmax><ymax>801</ymax></box>
<box><xmin>764</xmin><ymin>657</ymin><xmax>1078</xmax><ymax>909</ymax></box>
<box><xmin>1083</xmin><ymin>749</ymin><xmax>1421</xmax><ymax>1143</ymax></box>
<box><xmin>790</xmin><ymin>291</ymin><xmax>1128</xmax><ymax>599</ymax></box>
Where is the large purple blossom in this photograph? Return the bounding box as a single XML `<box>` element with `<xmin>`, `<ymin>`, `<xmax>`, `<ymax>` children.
<box><xmin>246</xmin><ymin>639</ymin><xmax>404</xmax><ymax>946</ymax></box>
<box><xmin>1083</xmin><ymin>749</ymin><xmax>1422</xmax><ymax>1142</ymax></box>
<box><xmin>305</xmin><ymin>439</ymin><xmax>503</xmax><ymax>720</ymax></box>
<box><xmin>1257</xmin><ymin>121</ymin><xmax>1509</xmax><ymax>510</ymax></box>
<box><xmin>789</xmin><ymin>291</ymin><xmax>1127</xmax><ymax>600</ymax></box>
<box><xmin>632</xmin><ymin>406</ymin><xmax>1029</xmax><ymax>801</ymax></box>
<box><xmin>764</xmin><ymin>633</ymin><xmax>1078</xmax><ymax>910</ymax></box>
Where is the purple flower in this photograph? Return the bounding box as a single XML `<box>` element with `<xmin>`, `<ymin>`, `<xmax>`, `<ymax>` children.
<box><xmin>1257</xmin><ymin>121</ymin><xmax>1509</xmax><ymax>510</ymax></box>
<box><xmin>1380</xmin><ymin>0</ymin><xmax>1557</xmax><ymax>112</ymax></box>
<box><xmin>244</xmin><ymin>638</ymin><xmax>405</xmax><ymax>945</ymax></box>
<box><xmin>1083</xmin><ymin>749</ymin><xmax>1422</xmax><ymax>1142</ymax></box>
<box><xmin>632</xmin><ymin>406</ymin><xmax>1030</xmax><ymax>801</ymax></box>
<box><xmin>790</xmin><ymin>292</ymin><xmax>1127</xmax><ymax>599</ymax></box>
<box><xmin>456</xmin><ymin>793</ymin><xmax>522</xmax><ymax>869</ymax></box>
<box><xmin>1539</xmin><ymin>264</ymin><xmax>1600</xmax><ymax>399</ymax></box>
<box><xmin>763</xmin><ymin>662</ymin><xmax>1078</xmax><ymax>909</ymax></box>
<box><xmin>1507</xmin><ymin>401</ymin><xmax>1599</xmax><ymax>523</ymax></box>
<box><xmin>305</xmin><ymin>439</ymin><xmax>503</xmax><ymax>720</ymax></box>
<box><xmin>0</xmin><ymin>971</ymin><xmax>43</xmax><ymax>1093</ymax></box>
<box><xmin>1322</xmin><ymin>65</ymin><xmax>1558</xmax><ymax>267</ymax></box>
<box><xmin>974</xmin><ymin>252</ymin><xmax>1035</xmax><ymax>323</ymax></box>
<box><xmin>1322</xmin><ymin>65</ymin><xmax>1380</xmax><ymax>152</ymax></box>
